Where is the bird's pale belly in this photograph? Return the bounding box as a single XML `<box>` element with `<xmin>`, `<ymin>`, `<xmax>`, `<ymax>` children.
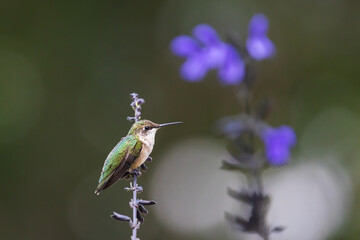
<box><xmin>130</xmin><ymin>144</ymin><xmax>153</xmax><ymax>170</ymax></box>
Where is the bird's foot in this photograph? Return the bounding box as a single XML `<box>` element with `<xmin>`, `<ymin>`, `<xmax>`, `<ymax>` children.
<box><xmin>131</xmin><ymin>168</ymin><xmax>142</xmax><ymax>177</ymax></box>
<box><xmin>140</xmin><ymin>163</ymin><xmax>148</xmax><ymax>171</ymax></box>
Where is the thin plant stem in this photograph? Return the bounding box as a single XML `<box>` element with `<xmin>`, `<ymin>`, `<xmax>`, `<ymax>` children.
<box><xmin>131</xmin><ymin>175</ymin><xmax>138</xmax><ymax>240</ymax></box>
<box><xmin>240</xmin><ymin>85</ymin><xmax>269</xmax><ymax>240</ymax></box>
<box><xmin>131</xmin><ymin>113</ymin><xmax>139</xmax><ymax>240</ymax></box>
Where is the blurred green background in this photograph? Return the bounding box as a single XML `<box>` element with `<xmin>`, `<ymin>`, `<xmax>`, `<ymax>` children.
<box><xmin>1</xmin><ymin>0</ymin><xmax>360</xmax><ymax>239</ymax></box>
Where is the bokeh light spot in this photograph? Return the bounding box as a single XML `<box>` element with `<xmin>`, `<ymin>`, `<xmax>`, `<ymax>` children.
<box><xmin>150</xmin><ymin>138</ymin><xmax>241</xmax><ymax>236</ymax></box>
<box><xmin>231</xmin><ymin>160</ymin><xmax>352</xmax><ymax>240</ymax></box>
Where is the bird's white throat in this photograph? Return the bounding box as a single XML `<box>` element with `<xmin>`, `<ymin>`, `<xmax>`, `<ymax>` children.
<box><xmin>131</xmin><ymin>129</ymin><xmax>157</xmax><ymax>170</ymax></box>
<box><xmin>139</xmin><ymin>129</ymin><xmax>157</xmax><ymax>148</ymax></box>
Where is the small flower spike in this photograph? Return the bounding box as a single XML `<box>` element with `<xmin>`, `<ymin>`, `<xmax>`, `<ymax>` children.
<box><xmin>246</xmin><ymin>14</ymin><xmax>276</xmax><ymax>61</ymax></box>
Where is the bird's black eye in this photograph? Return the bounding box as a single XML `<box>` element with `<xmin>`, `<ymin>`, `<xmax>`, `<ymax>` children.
<box><xmin>144</xmin><ymin>126</ymin><xmax>150</xmax><ymax>130</ymax></box>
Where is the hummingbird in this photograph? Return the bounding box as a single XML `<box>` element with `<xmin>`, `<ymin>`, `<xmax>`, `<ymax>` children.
<box><xmin>95</xmin><ymin>120</ymin><xmax>182</xmax><ymax>195</ymax></box>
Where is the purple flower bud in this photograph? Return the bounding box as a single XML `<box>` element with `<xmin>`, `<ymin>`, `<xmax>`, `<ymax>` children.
<box><xmin>261</xmin><ymin>125</ymin><xmax>296</xmax><ymax>165</ymax></box>
<box><xmin>127</xmin><ymin>116</ymin><xmax>135</xmax><ymax>122</ymax></box>
<box><xmin>248</xmin><ymin>14</ymin><xmax>269</xmax><ymax>36</ymax></box>
<box><xmin>136</xmin><ymin>210</ymin><xmax>144</xmax><ymax>223</ymax></box>
<box><xmin>193</xmin><ymin>24</ymin><xmax>220</xmax><ymax>45</ymax></box>
<box><xmin>130</xmin><ymin>93</ymin><xmax>138</xmax><ymax>100</ymax></box>
<box><xmin>111</xmin><ymin>212</ymin><xmax>131</xmax><ymax>222</ymax></box>
<box><xmin>137</xmin><ymin>98</ymin><xmax>145</xmax><ymax>105</ymax></box>
<box><xmin>138</xmin><ymin>204</ymin><xmax>149</xmax><ymax>215</ymax></box>
<box><xmin>246</xmin><ymin>36</ymin><xmax>276</xmax><ymax>61</ymax></box>
<box><xmin>138</xmin><ymin>200</ymin><xmax>157</xmax><ymax>205</ymax></box>
<box><xmin>246</xmin><ymin>13</ymin><xmax>276</xmax><ymax>61</ymax></box>
<box><xmin>170</xmin><ymin>35</ymin><xmax>200</xmax><ymax>57</ymax></box>
<box><xmin>219</xmin><ymin>120</ymin><xmax>243</xmax><ymax>138</ymax></box>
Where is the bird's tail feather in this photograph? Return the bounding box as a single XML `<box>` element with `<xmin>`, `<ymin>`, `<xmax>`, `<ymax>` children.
<box><xmin>94</xmin><ymin>168</ymin><xmax>129</xmax><ymax>195</ymax></box>
<box><xmin>94</xmin><ymin>174</ymin><xmax>113</xmax><ymax>195</ymax></box>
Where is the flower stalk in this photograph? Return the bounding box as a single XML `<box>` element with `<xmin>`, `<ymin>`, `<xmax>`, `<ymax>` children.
<box><xmin>170</xmin><ymin>13</ymin><xmax>296</xmax><ymax>240</ymax></box>
<box><xmin>131</xmin><ymin>175</ymin><xmax>139</xmax><ymax>240</ymax></box>
<box><xmin>111</xmin><ymin>93</ymin><xmax>156</xmax><ymax>240</ymax></box>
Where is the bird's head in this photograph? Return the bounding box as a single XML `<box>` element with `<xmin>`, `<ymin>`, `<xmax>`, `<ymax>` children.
<box><xmin>128</xmin><ymin>120</ymin><xmax>182</xmax><ymax>139</ymax></box>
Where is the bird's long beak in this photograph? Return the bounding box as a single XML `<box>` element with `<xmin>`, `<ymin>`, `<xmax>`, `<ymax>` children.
<box><xmin>158</xmin><ymin>122</ymin><xmax>183</xmax><ymax>128</ymax></box>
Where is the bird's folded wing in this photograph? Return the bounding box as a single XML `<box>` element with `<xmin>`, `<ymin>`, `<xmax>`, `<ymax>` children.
<box><xmin>95</xmin><ymin>136</ymin><xmax>142</xmax><ymax>194</ymax></box>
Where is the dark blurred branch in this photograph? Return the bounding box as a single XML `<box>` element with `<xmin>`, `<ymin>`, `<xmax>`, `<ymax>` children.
<box><xmin>221</xmin><ymin>72</ymin><xmax>273</xmax><ymax>239</ymax></box>
<box><xmin>243</xmin><ymin>85</ymin><xmax>270</xmax><ymax>239</ymax></box>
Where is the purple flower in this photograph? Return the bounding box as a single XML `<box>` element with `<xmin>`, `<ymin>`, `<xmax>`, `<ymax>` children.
<box><xmin>218</xmin><ymin>45</ymin><xmax>245</xmax><ymax>85</ymax></box>
<box><xmin>180</xmin><ymin>52</ymin><xmax>208</xmax><ymax>82</ymax></box>
<box><xmin>170</xmin><ymin>36</ymin><xmax>199</xmax><ymax>57</ymax></box>
<box><xmin>246</xmin><ymin>14</ymin><xmax>276</xmax><ymax>61</ymax></box>
<box><xmin>261</xmin><ymin>125</ymin><xmax>296</xmax><ymax>166</ymax></box>
<box><xmin>170</xmin><ymin>24</ymin><xmax>245</xmax><ymax>85</ymax></box>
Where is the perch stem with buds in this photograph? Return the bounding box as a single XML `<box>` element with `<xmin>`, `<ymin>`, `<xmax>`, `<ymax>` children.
<box><xmin>131</xmin><ymin>175</ymin><xmax>139</xmax><ymax>240</ymax></box>
<box><xmin>110</xmin><ymin>93</ymin><xmax>156</xmax><ymax>240</ymax></box>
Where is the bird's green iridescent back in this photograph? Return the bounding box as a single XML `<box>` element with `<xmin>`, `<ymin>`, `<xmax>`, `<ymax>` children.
<box><xmin>98</xmin><ymin>134</ymin><xmax>141</xmax><ymax>185</ymax></box>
